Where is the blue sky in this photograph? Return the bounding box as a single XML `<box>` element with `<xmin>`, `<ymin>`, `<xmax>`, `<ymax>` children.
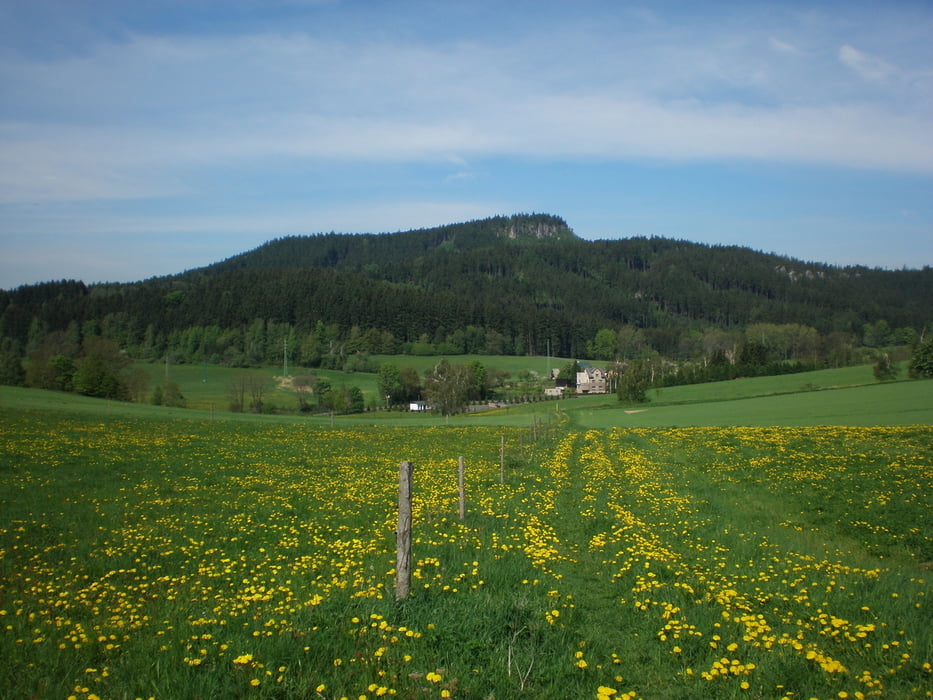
<box><xmin>1</xmin><ymin>0</ymin><xmax>931</xmax><ymax>288</ymax></box>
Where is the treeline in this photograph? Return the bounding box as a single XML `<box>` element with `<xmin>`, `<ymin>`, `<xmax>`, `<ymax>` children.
<box><xmin>3</xmin><ymin>317</ymin><xmax>931</xmax><ymax>414</ymax></box>
<box><xmin>0</xmin><ymin>332</ymin><xmax>151</xmax><ymax>403</ymax></box>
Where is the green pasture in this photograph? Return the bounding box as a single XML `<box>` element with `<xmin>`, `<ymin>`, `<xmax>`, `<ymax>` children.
<box><xmin>468</xmin><ymin>364</ymin><xmax>931</xmax><ymax>429</ymax></box>
<box><xmin>5</xmin><ymin>359</ymin><xmax>931</xmax><ymax>429</ymax></box>
<box><xmin>650</xmin><ymin>362</ymin><xmax>883</xmax><ymax>402</ymax></box>
<box><xmin>135</xmin><ymin>361</ymin><xmax>374</xmax><ymax>411</ymax></box>
<box><xmin>565</xmin><ymin>376</ymin><xmax>933</xmax><ymax>429</ymax></box>
<box><xmin>135</xmin><ymin>354</ymin><xmax>573</xmax><ymax>412</ymax></box>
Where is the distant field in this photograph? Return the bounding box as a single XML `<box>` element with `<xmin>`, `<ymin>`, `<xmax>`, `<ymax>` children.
<box><xmin>132</xmin><ymin>354</ymin><xmax>572</xmax><ymax>412</ymax></box>
<box><xmin>649</xmin><ymin>363</ymin><xmax>882</xmax><ymax>403</ymax></box>
<box><xmin>133</xmin><ymin>361</ymin><xmax>368</xmax><ymax>412</ymax></box>
<box><xmin>5</xmin><ymin>361</ymin><xmax>931</xmax><ymax>429</ymax></box>
<box><xmin>564</xmin><ymin>374</ymin><xmax>932</xmax><ymax>429</ymax></box>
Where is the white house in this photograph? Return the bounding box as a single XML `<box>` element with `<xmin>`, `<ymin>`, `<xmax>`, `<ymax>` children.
<box><xmin>575</xmin><ymin>366</ymin><xmax>608</xmax><ymax>394</ymax></box>
<box><xmin>409</xmin><ymin>401</ymin><xmax>428</xmax><ymax>412</ymax></box>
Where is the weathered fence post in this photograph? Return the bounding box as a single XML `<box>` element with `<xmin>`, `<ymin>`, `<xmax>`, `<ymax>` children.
<box><xmin>395</xmin><ymin>460</ymin><xmax>414</xmax><ymax>601</ymax></box>
<box><xmin>458</xmin><ymin>455</ymin><xmax>466</xmax><ymax>521</ymax></box>
<box><xmin>499</xmin><ymin>435</ymin><xmax>505</xmax><ymax>485</ymax></box>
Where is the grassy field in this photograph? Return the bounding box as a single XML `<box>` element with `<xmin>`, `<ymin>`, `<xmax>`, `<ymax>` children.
<box><xmin>135</xmin><ymin>354</ymin><xmax>573</xmax><ymax>412</ymax></box>
<box><xmin>1</xmin><ymin>378</ymin><xmax>931</xmax><ymax>699</ymax></box>
<box><xmin>565</xmin><ymin>377</ymin><xmax>933</xmax><ymax>429</ymax></box>
<box><xmin>136</xmin><ymin>358</ymin><xmax>926</xmax><ymax>427</ymax></box>
<box><xmin>134</xmin><ymin>362</ymin><xmax>368</xmax><ymax>412</ymax></box>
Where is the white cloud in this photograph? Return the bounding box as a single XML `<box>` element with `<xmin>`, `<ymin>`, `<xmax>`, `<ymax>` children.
<box><xmin>838</xmin><ymin>44</ymin><xmax>897</xmax><ymax>82</ymax></box>
<box><xmin>1</xmin><ymin>5</ymin><xmax>932</xmax><ymax>208</ymax></box>
<box><xmin>769</xmin><ymin>37</ymin><xmax>801</xmax><ymax>55</ymax></box>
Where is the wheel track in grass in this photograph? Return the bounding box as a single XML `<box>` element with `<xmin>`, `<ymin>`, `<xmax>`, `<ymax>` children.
<box><xmin>542</xmin><ymin>427</ymin><xmax>933</xmax><ymax>699</ymax></box>
<box><xmin>527</xmin><ymin>430</ymin><xmax>676</xmax><ymax>691</ymax></box>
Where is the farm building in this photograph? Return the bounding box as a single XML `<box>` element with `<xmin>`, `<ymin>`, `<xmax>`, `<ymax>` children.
<box><xmin>576</xmin><ymin>366</ymin><xmax>608</xmax><ymax>394</ymax></box>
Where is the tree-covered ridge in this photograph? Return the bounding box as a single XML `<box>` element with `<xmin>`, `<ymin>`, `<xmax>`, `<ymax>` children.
<box><xmin>1</xmin><ymin>214</ymin><xmax>931</xmax><ymax>368</ymax></box>
<box><xmin>206</xmin><ymin>213</ymin><xmax>575</xmax><ymax>274</ymax></box>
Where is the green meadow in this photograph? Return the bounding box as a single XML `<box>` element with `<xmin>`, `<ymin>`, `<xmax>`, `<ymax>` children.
<box><xmin>133</xmin><ymin>358</ymin><xmax>932</xmax><ymax>429</ymax></box>
<box><xmin>135</xmin><ymin>354</ymin><xmax>573</xmax><ymax>413</ymax></box>
<box><xmin>1</xmin><ymin>368</ymin><xmax>931</xmax><ymax>699</ymax></box>
<box><xmin>566</xmin><ymin>374</ymin><xmax>933</xmax><ymax>429</ymax></box>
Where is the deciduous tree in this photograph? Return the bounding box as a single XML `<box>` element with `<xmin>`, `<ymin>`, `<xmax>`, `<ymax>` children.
<box><xmin>908</xmin><ymin>335</ymin><xmax>933</xmax><ymax>378</ymax></box>
<box><xmin>72</xmin><ymin>337</ymin><xmax>129</xmax><ymax>399</ymax></box>
<box><xmin>873</xmin><ymin>352</ymin><xmax>899</xmax><ymax>382</ymax></box>
<box><xmin>617</xmin><ymin>361</ymin><xmax>651</xmax><ymax>404</ymax></box>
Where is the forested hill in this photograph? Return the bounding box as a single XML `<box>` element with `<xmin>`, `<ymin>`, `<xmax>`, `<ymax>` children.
<box><xmin>207</xmin><ymin>213</ymin><xmax>577</xmax><ymax>273</ymax></box>
<box><xmin>1</xmin><ymin>213</ymin><xmax>931</xmax><ymax>361</ymax></box>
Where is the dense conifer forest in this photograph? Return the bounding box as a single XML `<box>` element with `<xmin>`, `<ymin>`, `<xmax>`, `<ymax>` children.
<box><xmin>1</xmin><ymin>214</ymin><xmax>931</xmax><ymax>402</ymax></box>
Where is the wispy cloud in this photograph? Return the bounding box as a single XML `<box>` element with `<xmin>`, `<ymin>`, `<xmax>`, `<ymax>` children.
<box><xmin>769</xmin><ymin>37</ymin><xmax>801</xmax><ymax>56</ymax></box>
<box><xmin>838</xmin><ymin>44</ymin><xmax>897</xmax><ymax>82</ymax></box>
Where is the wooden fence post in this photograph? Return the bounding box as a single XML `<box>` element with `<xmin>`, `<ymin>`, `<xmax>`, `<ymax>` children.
<box><xmin>499</xmin><ymin>435</ymin><xmax>505</xmax><ymax>485</ymax></box>
<box><xmin>458</xmin><ymin>455</ymin><xmax>466</xmax><ymax>521</ymax></box>
<box><xmin>395</xmin><ymin>460</ymin><xmax>414</xmax><ymax>601</ymax></box>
